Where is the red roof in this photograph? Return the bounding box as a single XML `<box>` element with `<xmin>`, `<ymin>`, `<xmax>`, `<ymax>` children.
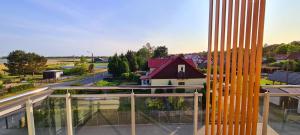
<box><xmin>148</xmin><ymin>57</ymin><xmax>195</xmax><ymax>69</ymax></box>
<box><xmin>141</xmin><ymin>56</ymin><xmax>204</xmax><ymax>80</ymax></box>
<box><xmin>148</xmin><ymin>58</ymin><xmax>169</xmax><ymax>68</ymax></box>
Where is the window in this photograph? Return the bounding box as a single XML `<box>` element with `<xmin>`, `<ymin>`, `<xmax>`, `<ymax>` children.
<box><xmin>178</xmin><ymin>64</ymin><xmax>185</xmax><ymax>72</ymax></box>
<box><xmin>178</xmin><ymin>82</ymin><xmax>185</xmax><ymax>85</ymax></box>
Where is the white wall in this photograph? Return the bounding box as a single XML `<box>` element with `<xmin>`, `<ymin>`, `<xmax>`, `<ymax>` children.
<box><xmin>150</xmin><ymin>78</ymin><xmax>205</xmax><ymax>86</ymax></box>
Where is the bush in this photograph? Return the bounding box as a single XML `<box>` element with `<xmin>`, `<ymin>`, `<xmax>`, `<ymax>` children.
<box><xmin>63</xmin><ymin>66</ymin><xmax>87</xmax><ymax>75</ymax></box>
<box><xmin>95</xmin><ymin>80</ymin><xmax>119</xmax><ymax>86</ymax></box>
<box><xmin>70</xmin><ymin>82</ymin><xmax>83</xmax><ymax>86</ymax></box>
<box><xmin>0</xmin><ymin>81</ymin><xmax>3</xmax><ymax>89</ymax></box>
<box><xmin>121</xmin><ymin>72</ymin><xmax>140</xmax><ymax>82</ymax></box>
<box><xmin>7</xmin><ymin>83</ymin><xmax>35</xmax><ymax>93</ymax></box>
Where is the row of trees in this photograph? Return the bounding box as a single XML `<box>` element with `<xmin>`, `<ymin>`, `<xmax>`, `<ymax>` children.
<box><xmin>5</xmin><ymin>50</ymin><xmax>47</xmax><ymax>76</ymax></box>
<box><xmin>108</xmin><ymin>43</ymin><xmax>168</xmax><ymax>77</ymax></box>
<box><xmin>263</xmin><ymin>41</ymin><xmax>300</xmax><ymax>57</ymax></box>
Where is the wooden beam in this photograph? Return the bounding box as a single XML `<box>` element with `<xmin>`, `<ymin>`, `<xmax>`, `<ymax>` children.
<box><xmin>234</xmin><ymin>0</ymin><xmax>247</xmax><ymax>134</ymax></box>
<box><xmin>222</xmin><ymin>0</ymin><xmax>234</xmax><ymax>134</ymax></box>
<box><xmin>252</xmin><ymin>0</ymin><xmax>267</xmax><ymax>134</ymax></box>
<box><xmin>217</xmin><ymin>0</ymin><xmax>227</xmax><ymax>134</ymax></box>
<box><xmin>205</xmin><ymin>0</ymin><xmax>214</xmax><ymax>134</ymax></box>
<box><xmin>246</xmin><ymin>0</ymin><xmax>260</xmax><ymax>134</ymax></box>
<box><xmin>211</xmin><ymin>0</ymin><xmax>221</xmax><ymax>133</ymax></box>
<box><xmin>228</xmin><ymin>0</ymin><xmax>240</xmax><ymax>134</ymax></box>
<box><xmin>240</xmin><ymin>0</ymin><xmax>253</xmax><ymax>134</ymax></box>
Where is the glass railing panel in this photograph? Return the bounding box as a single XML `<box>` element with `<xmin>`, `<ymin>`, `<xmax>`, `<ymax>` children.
<box><xmin>33</xmin><ymin>97</ymin><xmax>67</xmax><ymax>135</ymax></box>
<box><xmin>72</xmin><ymin>96</ymin><xmax>131</xmax><ymax>135</ymax></box>
<box><xmin>135</xmin><ymin>96</ymin><xmax>194</xmax><ymax>135</ymax></box>
<box><xmin>0</xmin><ymin>108</ymin><xmax>28</xmax><ymax>135</ymax></box>
<box><xmin>267</xmin><ymin>95</ymin><xmax>300</xmax><ymax>135</ymax></box>
<box><xmin>197</xmin><ymin>95</ymin><xmax>205</xmax><ymax>131</ymax></box>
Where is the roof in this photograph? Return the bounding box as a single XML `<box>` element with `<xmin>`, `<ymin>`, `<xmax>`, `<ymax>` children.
<box><xmin>148</xmin><ymin>57</ymin><xmax>195</xmax><ymax>69</ymax></box>
<box><xmin>287</xmin><ymin>52</ymin><xmax>300</xmax><ymax>60</ymax></box>
<box><xmin>44</xmin><ymin>70</ymin><xmax>63</xmax><ymax>73</ymax></box>
<box><xmin>141</xmin><ymin>56</ymin><xmax>205</xmax><ymax>80</ymax></box>
<box><xmin>274</xmin><ymin>54</ymin><xmax>288</xmax><ymax>60</ymax></box>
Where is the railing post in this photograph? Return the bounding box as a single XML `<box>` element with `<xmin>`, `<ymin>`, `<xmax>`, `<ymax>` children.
<box><xmin>194</xmin><ymin>91</ymin><xmax>199</xmax><ymax>135</ymax></box>
<box><xmin>26</xmin><ymin>99</ymin><xmax>35</xmax><ymax>135</ymax></box>
<box><xmin>262</xmin><ymin>92</ymin><xmax>270</xmax><ymax>135</ymax></box>
<box><xmin>131</xmin><ymin>91</ymin><xmax>136</xmax><ymax>135</ymax></box>
<box><xmin>66</xmin><ymin>92</ymin><xmax>73</xmax><ymax>135</ymax></box>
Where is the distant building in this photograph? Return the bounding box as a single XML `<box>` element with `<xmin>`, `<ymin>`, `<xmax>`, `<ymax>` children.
<box><xmin>93</xmin><ymin>57</ymin><xmax>108</xmax><ymax>63</ymax></box>
<box><xmin>287</xmin><ymin>52</ymin><xmax>300</xmax><ymax>61</ymax></box>
<box><xmin>184</xmin><ymin>53</ymin><xmax>211</xmax><ymax>68</ymax></box>
<box><xmin>274</xmin><ymin>54</ymin><xmax>288</xmax><ymax>62</ymax></box>
<box><xmin>140</xmin><ymin>56</ymin><xmax>206</xmax><ymax>86</ymax></box>
<box><xmin>43</xmin><ymin>70</ymin><xmax>63</xmax><ymax>80</ymax></box>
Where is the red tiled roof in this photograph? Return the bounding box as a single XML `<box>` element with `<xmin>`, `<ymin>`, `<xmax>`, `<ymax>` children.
<box><xmin>148</xmin><ymin>57</ymin><xmax>195</xmax><ymax>69</ymax></box>
<box><xmin>141</xmin><ymin>56</ymin><xmax>204</xmax><ymax>80</ymax></box>
<box><xmin>148</xmin><ymin>58</ymin><xmax>169</xmax><ymax>68</ymax></box>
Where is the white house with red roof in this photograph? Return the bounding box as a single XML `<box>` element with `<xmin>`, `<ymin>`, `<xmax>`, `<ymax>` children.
<box><xmin>140</xmin><ymin>55</ymin><xmax>206</xmax><ymax>86</ymax></box>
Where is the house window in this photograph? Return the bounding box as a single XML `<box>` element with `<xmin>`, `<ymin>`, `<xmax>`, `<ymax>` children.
<box><xmin>178</xmin><ymin>64</ymin><xmax>185</xmax><ymax>72</ymax></box>
<box><xmin>178</xmin><ymin>82</ymin><xmax>185</xmax><ymax>85</ymax></box>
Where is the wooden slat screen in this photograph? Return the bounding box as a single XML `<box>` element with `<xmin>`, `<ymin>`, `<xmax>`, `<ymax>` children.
<box><xmin>205</xmin><ymin>0</ymin><xmax>266</xmax><ymax>135</ymax></box>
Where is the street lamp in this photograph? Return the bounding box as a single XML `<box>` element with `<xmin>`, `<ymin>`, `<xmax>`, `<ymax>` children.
<box><xmin>87</xmin><ymin>51</ymin><xmax>94</xmax><ymax>63</ymax></box>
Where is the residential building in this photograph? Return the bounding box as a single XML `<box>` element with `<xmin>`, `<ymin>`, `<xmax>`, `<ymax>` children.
<box><xmin>140</xmin><ymin>55</ymin><xmax>205</xmax><ymax>86</ymax></box>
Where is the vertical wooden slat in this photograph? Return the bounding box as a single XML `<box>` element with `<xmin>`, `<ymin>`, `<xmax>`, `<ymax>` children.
<box><xmin>222</xmin><ymin>0</ymin><xmax>234</xmax><ymax>134</ymax></box>
<box><xmin>206</xmin><ymin>0</ymin><xmax>266</xmax><ymax>134</ymax></box>
<box><xmin>217</xmin><ymin>0</ymin><xmax>227</xmax><ymax>134</ymax></box>
<box><xmin>240</xmin><ymin>0</ymin><xmax>253</xmax><ymax>134</ymax></box>
<box><xmin>211</xmin><ymin>0</ymin><xmax>221</xmax><ymax>134</ymax></box>
<box><xmin>252</xmin><ymin>0</ymin><xmax>266</xmax><ymax>134</ymax></box>
<box><xmin>234</xmin><ymin>0</ymin><xmax>247</xmax><ymax>134</ymax></box>
<box><xmin>205</xmin><ymin>0</ymin><xmax>214</xmax><ymax>134</ymax></box>
<box><xmin>246</xmin><ymin>0</ymin><xmax>260</xmax><ymax>134</ymax></box>
<box><xmin>228</xmin><ymin>0</ymin><xmax>240</xmax><ymax>134</ymax></box>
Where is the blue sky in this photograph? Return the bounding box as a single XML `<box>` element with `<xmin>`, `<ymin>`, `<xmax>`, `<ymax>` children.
<box><xmin>0</xmin><ymin>0</ymin><xmax>299</xmax><ymax>56</ymax></box>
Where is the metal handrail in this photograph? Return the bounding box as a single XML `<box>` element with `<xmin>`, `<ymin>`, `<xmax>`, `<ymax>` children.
<box><xmin>0</xmin><ymin>87</ymin><xmax>49</xmax><ymax>104</ymax></box>
<box><xmin>50</xmin><ymin>85</ymin><xmax>203</xmax><ymax>90</ymax></box>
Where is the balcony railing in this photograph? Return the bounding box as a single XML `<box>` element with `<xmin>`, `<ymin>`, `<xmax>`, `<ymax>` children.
<box><xmin>0</xmin><ymin>85</ymin><xmax>300</xmax><ymax>135</ymax></box>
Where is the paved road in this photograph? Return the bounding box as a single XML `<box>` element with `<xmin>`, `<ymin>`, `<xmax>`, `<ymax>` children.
<box><xmin>49</xmin><ymin>71</ymin><xmax>109</xmax><ymax>87</ymax></box>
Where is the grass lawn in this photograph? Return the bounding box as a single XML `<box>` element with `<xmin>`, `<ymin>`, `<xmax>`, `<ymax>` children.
<box><xmin>260</xmin><ymin>78</ymin><xmax>283</xmax><ymax>85</ymax></box>
<box><xmin>93</xmin><ymin>62</ymin><xmax>108</xmax><ymax>67</ymax></box>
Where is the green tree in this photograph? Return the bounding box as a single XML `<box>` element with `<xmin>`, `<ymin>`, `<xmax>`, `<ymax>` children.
<box><xmin>119</xmin><ymin>56</ymin><xmax>130</xmax><ymax>74</ymax></box>
<box><xmin>88</xmin><ymin>64</ymin><xmax>95</xmax><ymax>73</ymax></box>
<box><xmin>5</xmin><ymin>50</ymin><xmax>29</xmax><ymax>76</ymax></box>
<box><xmin>153</xmin><ymin>46</ymin><xmax>168</xmax><ymax>58</ymax></box>
<box><xmin>125</xmin><ymin>51</ymin><xmax>139</xmax><ymax>72</ymax></box>
<box><xmin>137</xmin><ymin>46</ymin><xmax>152</xmax><ymax>70</ymax></box>
<box><xmin>108</xmin><ymin>54</ymin><xmax>130</xmax><ymax>77</ymax></box>
<box><xmin>25</xmin><ymin>53</ymin><xmax>47</xmax><ymax>76</ymax></box>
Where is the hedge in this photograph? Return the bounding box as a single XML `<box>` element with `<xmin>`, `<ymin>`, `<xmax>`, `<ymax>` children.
<box><xmin>7</xmin><ymin>83</ymin><xmax>35</xmax><ymax>93</ymax></box>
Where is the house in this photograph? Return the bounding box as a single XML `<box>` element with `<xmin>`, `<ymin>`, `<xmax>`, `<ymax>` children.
<box><xmin>43</xmin><ymin>70</ymin><xmax>63</xmax><ymax>80</ymax></box>
<box><xmin>184</xmin><ymin>53</ymin><xmax>212</xmax><ymax>68</ymax></box>
<box><xmin>140</xmin><ymin>56</ymin><xmax>206</xmax><ymax>86</ymax></box>
<box><xmin>274</xmin><ymin>54</ymin><xmax>288</xmax><ymax>62</ymax></box>
<box><xmin>287</xmin><ymin>52</ymin><xmax>300</xmax><ymax>61</ymax></box>
<box><xmin>93</xmin><ymin>57</ymin><xmax>108</xmax><ymax>63</ymax></box>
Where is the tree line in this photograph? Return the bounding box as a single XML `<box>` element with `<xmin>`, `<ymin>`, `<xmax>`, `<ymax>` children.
<box><xmin>5</xmin><ymin>50</ymin><xmax>47</xmax><ymax>76</ymax></box>
<box><xmin>108</xmin><ymin>43</ymin><xmax>168</xmax><ymax>77</ymax></box>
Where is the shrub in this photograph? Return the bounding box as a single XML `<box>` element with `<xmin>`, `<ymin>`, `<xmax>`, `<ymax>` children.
<box><xmin>95</xmin><ymin>80</ymin><xmax>119</xmax><ymax>86</ymax></box>
<box><xmin>63</xmin><ymin>66</ymin><xmax>87</xmax><ymax>75</ymax></box>
<box><xmin>7</xmin><ymin>83</ymin><xmax>35</xmax><ymax>93</ymax></box>
<box><xmin>0</xmin><ymin>81</ymin><xmax>3</xmax><ymax>89</ymax></box>
<box><xmin>70</xmin><ymin>82</ymin><xmax>83</xmax><ymax>86</ymax></box>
